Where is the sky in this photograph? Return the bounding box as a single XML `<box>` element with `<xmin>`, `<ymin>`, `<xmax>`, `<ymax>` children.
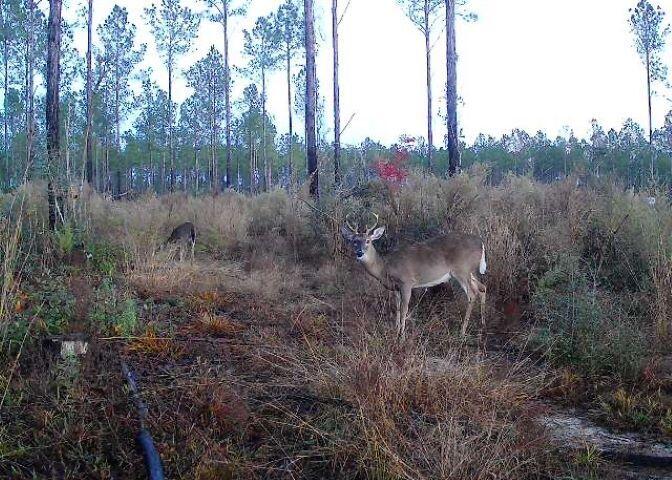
<box><xmin>66</xmin><ymin>0</ymin><xmax>672</xmax><ymax>146</ymax></box>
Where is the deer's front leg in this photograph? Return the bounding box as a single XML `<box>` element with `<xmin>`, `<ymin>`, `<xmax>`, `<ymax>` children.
<box><xmin>398</xmin><ymin>285</ymin><xmax>412</xmax><ymax>339</ymax></box>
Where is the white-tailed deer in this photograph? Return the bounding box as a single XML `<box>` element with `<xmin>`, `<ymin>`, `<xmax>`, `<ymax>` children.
<box><xmin>341</xmin><ymin>213</ymin><xmax>487</xmax><ymax>338</ymax></box>
<box><xmin>166</xmin><ymin>222</ymin><xmax>196</xmax><ymax>261</ymax></box>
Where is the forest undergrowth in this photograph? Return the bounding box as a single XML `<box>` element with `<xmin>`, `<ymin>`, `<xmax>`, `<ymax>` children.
<box><xmin>1</xmin><ymin>170</ymin><xmax>671</xmax><ymax>479</ymax></box>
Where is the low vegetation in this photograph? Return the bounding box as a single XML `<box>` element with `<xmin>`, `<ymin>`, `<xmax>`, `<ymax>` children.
<box><xmin>1</xmin><ymin>171</ymin><xmax>671</xmax><ymax>478</ymax></box>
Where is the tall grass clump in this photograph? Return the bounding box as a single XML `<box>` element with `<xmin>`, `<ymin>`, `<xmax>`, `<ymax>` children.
<box><xmin>302</xmin><ymin>340</ymin><xmax>557</xmax><ymax>480</ymax></box>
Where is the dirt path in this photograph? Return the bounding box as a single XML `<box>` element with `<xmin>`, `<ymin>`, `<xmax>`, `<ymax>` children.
<box><xmin>540</xmin><ymin>409</ymin><xmax>672</xmax><ymax>479</ymax></box>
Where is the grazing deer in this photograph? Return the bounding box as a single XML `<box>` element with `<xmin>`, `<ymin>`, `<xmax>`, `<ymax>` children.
<box><xmin>166</xmin><ymin>222</ymin><xmax>196</xmax><ymax>262</ymax></box>
<box><xmin>341</xmin><ymin>213</ymin><xmax>487</xmax><ymax>338</ymax></box>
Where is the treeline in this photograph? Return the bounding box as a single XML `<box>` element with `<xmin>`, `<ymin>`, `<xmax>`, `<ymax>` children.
<box><xmin>0</xmin><ymin>0</ymin><xmax>671</xmax><ymax>196</ymax></box>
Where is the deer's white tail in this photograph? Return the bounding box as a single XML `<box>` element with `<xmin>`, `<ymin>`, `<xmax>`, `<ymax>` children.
<box><xmin>479</xmin><ymin>244</ymin><xmax>487</xmax><ymax>275</ymax></box>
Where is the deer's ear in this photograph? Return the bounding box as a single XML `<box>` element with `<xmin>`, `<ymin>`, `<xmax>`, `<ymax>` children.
<box><xmin>370</xmin><ymin>227</ymin><xmax>385</xmax><ymax>241</ymax></box>
<box><xmin>341</xmin><ymin>225</ymin><xmax>355</xmax><ymax>241</ymax></box>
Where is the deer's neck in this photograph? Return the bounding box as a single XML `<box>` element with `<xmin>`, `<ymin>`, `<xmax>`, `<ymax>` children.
<box><xmin>360</xmin><ymin>248</ymin><xmax>394</xmax><ymax>290</ymax></box>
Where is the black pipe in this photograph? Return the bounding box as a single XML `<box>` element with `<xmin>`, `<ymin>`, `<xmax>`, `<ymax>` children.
<box><xmin>121</xmin><ymin>361</ymin><xmax>165</xmax><ymax>480</ymax></box>
<box><xmin>137</xmin><ymin>429</ymin><xmax>165</xmax><ymax>480</ymax></box>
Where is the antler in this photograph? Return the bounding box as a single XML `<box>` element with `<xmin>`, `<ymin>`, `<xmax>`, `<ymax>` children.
<box><xmin>365</xmin><ymin>212</ymin><xmax>379</xmax><ymax>235</ymax></box>
<box><xmin>345</xmin><ymin>212</ymin><xmax>359</xmax><ymax>233</ymax></box>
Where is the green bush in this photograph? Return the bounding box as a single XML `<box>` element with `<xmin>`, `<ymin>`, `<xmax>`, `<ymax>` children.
<box><xmin>53</xmin><ymin>224</ymin><xmax>76</xmax><ymax>256</ymax></box>
<box><xmin>89</xmin><ymin>278</ymin><xmax>138</xmax><ymax>336</ymax></box>
<box><xmin>86</xmin><ymin>241</ymin><xmax>125</xmax><ymax>276</ymax></box>
<box><xmin>115</xmin><ymin>298</ymin><xmax>138</xmax><ymax>337</ymax></box>
<box><xmin>31</xmin><ymin>276</ymin><xmax>75</xmax><ymax>335</ymax></box>
<box><xmin>531</xmin><ymin>256</ymin><xmax>647</xmax><ymax>381</ymax></box>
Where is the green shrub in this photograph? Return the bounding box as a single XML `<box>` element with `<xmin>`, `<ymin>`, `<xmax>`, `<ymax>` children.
<box><xmin>86</xmin><ymin>241</ymin><xmax>125</xmax><ymax>276</ymax></box>
<box><xmin>531</xmin><ymin>256</ymin><xmax>647</xmax><ymax>381</ymax></box>
<box><xmin>115</xmin><ymin>298</ymin><xmax>138</xmax><ymax>337</ymax></box>
<box><xmin>89</xmin><ymin>278</ymin><xmax>138</xmax><ymax>336</ymax></box>
<box><xmin>53</xmin><ymin>224</ymin><xmax>76</xmax><ymax>256</ymax></box>
<box><xmin>30</xmin><ymin>276</ymin><xmax>74</xmax><ymax>335</ymax></box>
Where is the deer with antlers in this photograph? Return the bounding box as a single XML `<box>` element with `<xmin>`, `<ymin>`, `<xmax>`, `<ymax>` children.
<box><xmin>341</xmin><ymin>213</ymin><xmax>487</xmax><ymax>338</ymax></box>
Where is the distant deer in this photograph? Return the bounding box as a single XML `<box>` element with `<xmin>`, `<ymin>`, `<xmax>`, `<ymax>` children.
<box><xmin>166</xmin><ymin>222</ymin><xmax>196</xmax><ymax>262</ymax></box>
<box><xmin>341</xmin><ymin>213</ymin><xmax>487</xmax><ymax>338</ymax></box>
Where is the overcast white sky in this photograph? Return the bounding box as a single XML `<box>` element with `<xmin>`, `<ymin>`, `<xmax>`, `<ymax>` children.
<box><xmin>67</xmin><ymin>0</ymin><xmax>672</xmax><ymax>146</ymax></box>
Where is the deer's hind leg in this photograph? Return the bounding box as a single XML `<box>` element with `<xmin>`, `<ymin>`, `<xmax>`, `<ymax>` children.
<box><xmin>456</xmin><ymin>275</ymin><xmax>478</xmax><ymax>336</ymax></box>
<box><xmin>470</xmin><ymin>274</ymin><xmax>487</xmax><ymax>331</ymax></box>
<box><xmin>394</xmin><ymin>290</ymin><xmax>402</xmax><ymax>335</ymax></box>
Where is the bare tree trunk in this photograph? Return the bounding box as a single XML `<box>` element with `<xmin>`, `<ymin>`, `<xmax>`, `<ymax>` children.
<box><xmin>445</xmin><ymin>0</ymin><xmax>460</xmax><ymax>176</ymax></box>
<box><xmin>209</xmin><ymin>68</ymin><xmax>215</xmax><ymax>192</ymax></box>
<box><xmin>115</xmin><ymin>64</ymin><xmax>121</xmax><ymax>198</ymax></box>
<box><xmin>161</xmin><ymin>150</ymin><xmax>166</xmax><ymax>193</ymax></box>
<box><xmin>304</xmin><ymin>0</ymin><xmax>319</xmax><ymax>198</ymax></box>
<box><xmin>211</xmin><ymin>106</ymin><xmax>216</xmax><ymax>192</ymax></box>
<box><xmin>285</xmin><ymin>43</ymin><xmax>294</xmax><ymax>187</ymax></box>
<box><xmin>424</xmin><ymin>0</ymin><xmax>433</xmax><ymax>172</ymax></box>
<box><xmin>223</xmin><ymin>5</ymin><xmax>231</xmax><ymax>189</ymax></box>
<box><xmin>1</xmin><ymin>0</ymin><xmax>7</xmax><ymax>187</ymax></box>
<box><xmin>646</xmin><ymin>49</ymin><xmax>654</xmax><ymax>178</ymax></box>
<box><xmin>168</xmin><ymin>60</ymin><xmax>174</xmax><ymax>192</ymax></box>
<box><xmin>46</xmin><ymin>0</ymin><xmax>62</xmax><ymax>230</ymax></box>
<box><xmin>249</xmin><ymin>126</ymin><xmax>254</xmax><ymax>193</ymax></box>
<box><xmin>332</xmin><ymin>0</ymin><xmax>341</xmax><ymax>186</ymax></box>
<box><xmin>65</xmin><ymin>102</ymin><xmax>71</xmax><ymax>182</ymax></box>
<box><xmin>85</xmin><ymin>0</ymin><xmax>93</xmax><ymax>185</ymax></box>
<box><xmin>25</xmin><ymin>0</ymin><xmax>36</xmax><ymax>177</ymax></box>
<box><xmin>104</xmin><ymin>133</ymin><xmax>110</xmax><ymax>192</ymax></box>
<box><xmin>194</xmin><ymin>137</ymin><xmax>199</xmax><ymax>191</ymax></box>
<box><xmin>147</xmin><ymin>117</ymin><xmax>153</xmax><ymax>190</ymax></box>
<box><xmin>262</xmin><ymin>67</ymin><xmax>269</xmax><ymax>191</ymax></box>
<box><xmin>236</xmin><ymin>148</ymin><xmax>240</xmax><ymax>190</ymax></box>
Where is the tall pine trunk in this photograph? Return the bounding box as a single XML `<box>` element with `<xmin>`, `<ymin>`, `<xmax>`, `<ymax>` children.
<box><xmin>424</xmin><ymin>0</ymin><xmax>433</xmax><ymax>172</ymax></box>
<box><xmin>46</xmin><ymin>0</ymin><xmax>62</xmax><ymax>230</ymax></box>
<box><xmin>249</xmin><ymin>124</ymin><xmax>254</xmax><ymax>193</ymax></box>
<box><xmin>285</xmin><ymin>42</ymin><xmax>294</xmax><ymax>187</ymax></box>
<box><xmin>211</xmin><ymin>80</ymin><xmax>216</xmax><ymax>192</ymax></box>
<box><xmin>85</xmin><ymin>0</ymin><xmax>93</xmax><ymax>186</ymax></box>
<box><xmin>262</xmin><ymin>67</ymin><xmax>269</xmax><ymax>191</ymax></box>
<box><xmin>223</xmin><ymin>5</ymin><xmax>231</xmax><ymax>189</ymax></box>
<box><xmin>332</xmin><ymin>0</ymin><xmax>341</xmax><ymax>186</ymax></box>
<box><xmin>304</xmin><ymin>0</ymin><xmax>318</xmax><ymax>198</ymax></box>
<box><xmin>646</xmin><ymin>49</ymin><xmax>654</xmax><ymax>178</ymax></box>
<box><xmin>168</xmin><ymin>60</ymin><xmax>174</xmax><ymax>192</ymax></box>
<box><xmin>25</xmin><ymin>0</ymin><xmax>35</xmax><ymax>177</ymax></box>
<box><xmin>1</xmin><ymin>0</ymin><xmax>8</xmax><ymax>187</ymax></box>
<box><xmin>194</xmin><ymin>136</ymin><xmax>199</xmax><ymax>191</ymax></box>
<box><xmin>115</xmin><ymin>64</ymin><xmax>121</xmax><ymax>197</ymax></box>
<box><xmin>147</xmin><ymin>114</ymin><xmax>153</xmax><ymax>191</ymax></box>
<box><xmin>445</xmin><ymin>0</ymin><xmax>460</xmax><ymax>176</ymax></box>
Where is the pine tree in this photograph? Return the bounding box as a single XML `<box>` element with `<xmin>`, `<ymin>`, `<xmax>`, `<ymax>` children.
<box><xmin>396</xmin><ymin>0</ymin><xmax>442</xmax><ymax>171</ymax></box>
<box><xmin>98</xmin><ymin>6</ymin><xmax>145</xmax><ymax>196</ymax></box>
<box><xmin>145</xmin><ymin>0</ymin><xmax>200</xmax><ymax>192</ymax></box>
<box><xmin>243</xmin><ymin>14</ymin><xmax>281</xmax><ymax>190</ymax></box>
<box><xmin>185</xmin><ymin>46</ymin><xmax>225</xmax><ymax>192</ymax></box>
<box><xmin>273</xmin><ymin>0</ymin><xmax>303</xmax><ymax>187</ymax></box>
<box><xmin>629</xmin><ymin>0</ymin><xmax>669</xmax><ymax>177</ymax></box>
<box><xmin>303</xmin><ymin>0</ymin><xmax>318</xmax><ymax>197</ymax></box>
<box><xmin>201</xmin><ymin>0</ymin><xmax>249</xmax><ymax>190</ymax></box>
